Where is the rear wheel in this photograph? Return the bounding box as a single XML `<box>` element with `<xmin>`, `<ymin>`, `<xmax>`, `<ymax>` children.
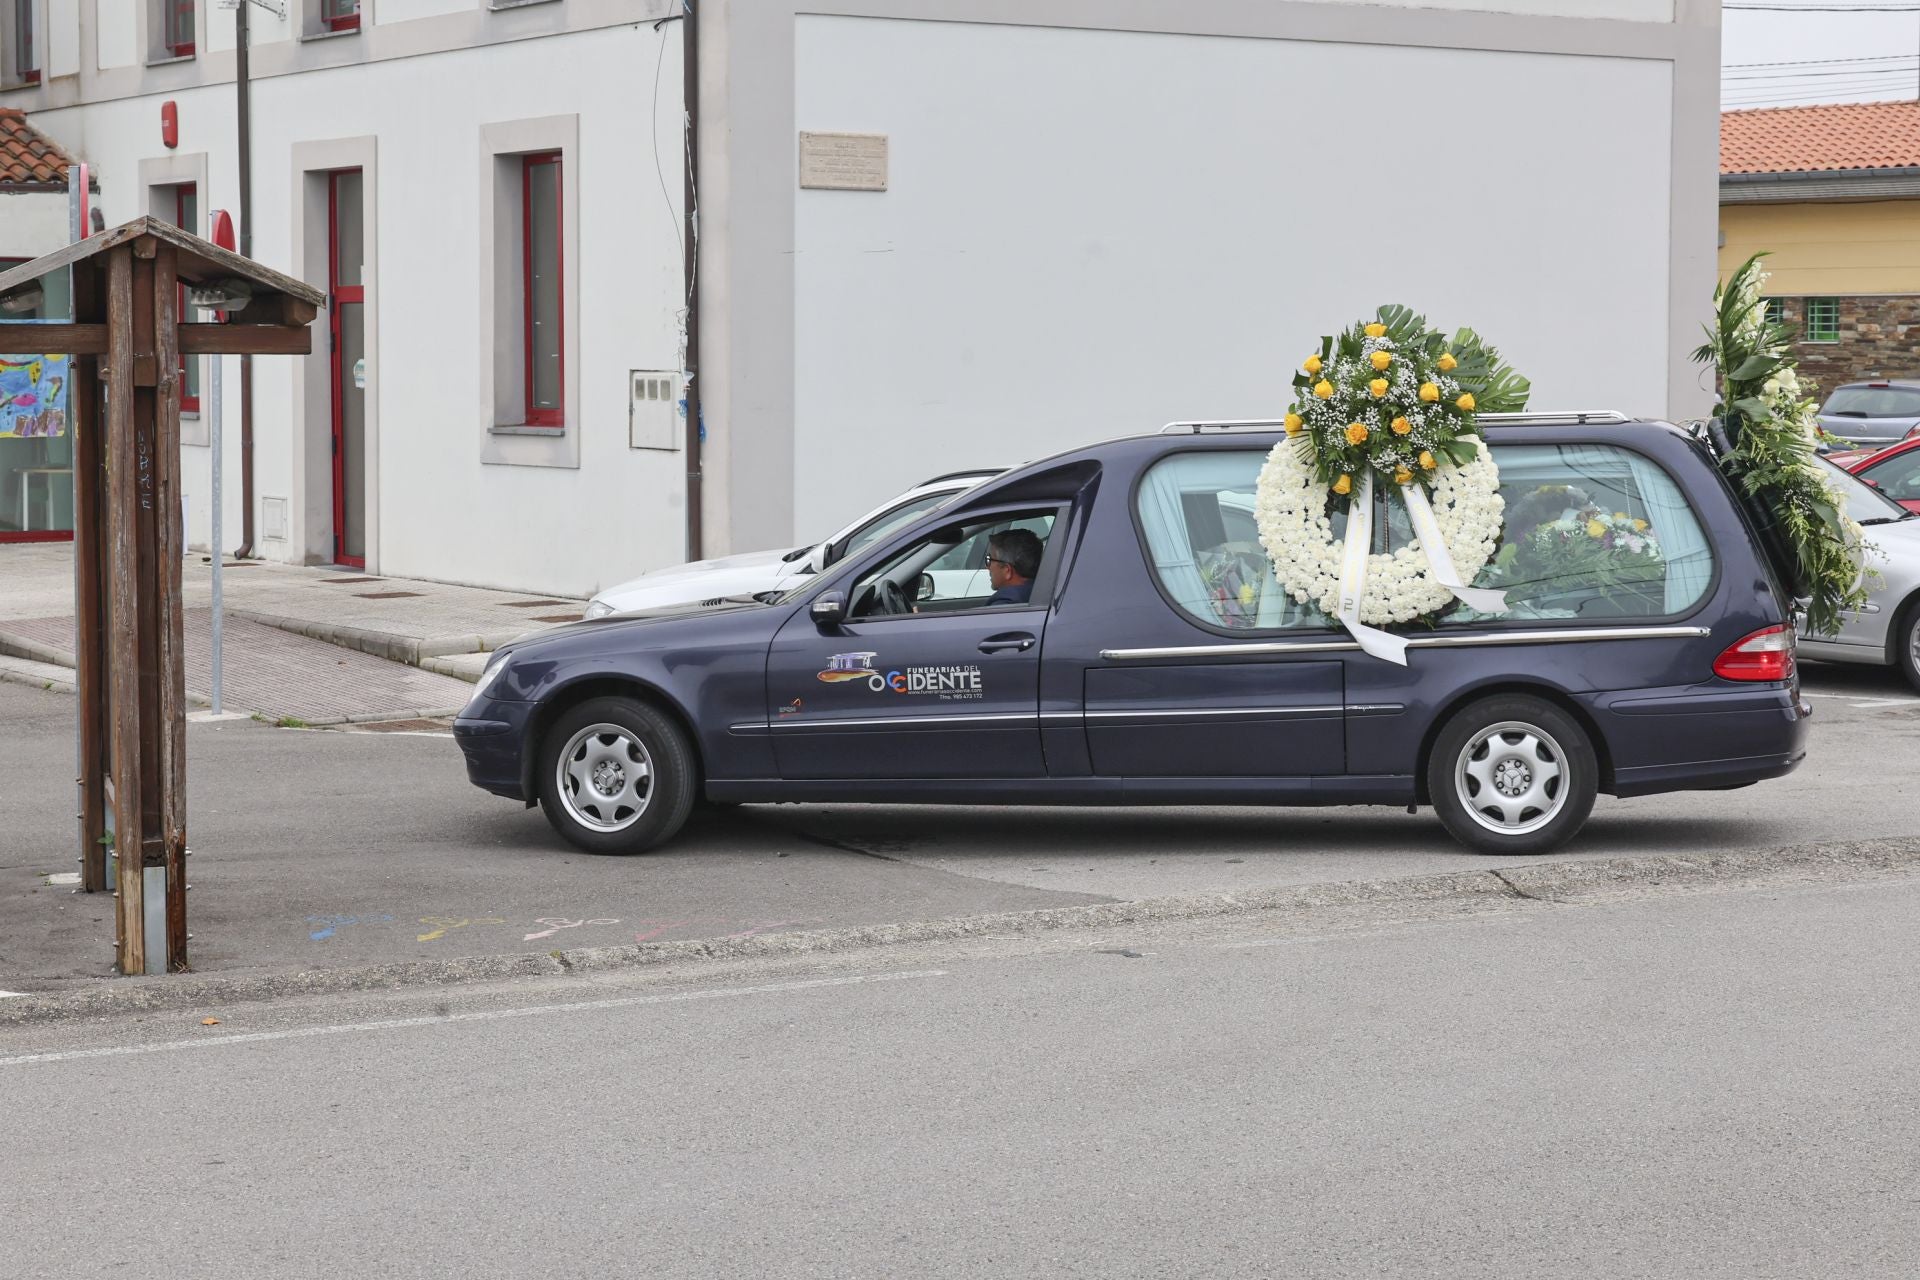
<box><xmin>537</xmin><ymin>697</ymin><xmax>696</xmax><ymax>855</ymax></box>
<box><xmin>1428</xmin><ymin>694</ymin><xmax>1597</xmax><ymax>856</ymax></box>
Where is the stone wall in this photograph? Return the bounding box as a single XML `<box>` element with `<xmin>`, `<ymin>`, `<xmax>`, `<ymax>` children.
<box><xmin>1773</xmin><ymin>295</ymin><xmax>1920</xmax><ymax>393</ymax></box>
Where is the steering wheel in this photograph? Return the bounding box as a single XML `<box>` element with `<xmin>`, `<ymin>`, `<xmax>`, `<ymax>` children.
<box><xmin>874</xmin><ymin>578</ymin><xmax>911</xmax><ymax>618</ymax></box>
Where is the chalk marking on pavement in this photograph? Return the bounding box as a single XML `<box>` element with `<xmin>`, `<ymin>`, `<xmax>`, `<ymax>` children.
<box><xmin>0</xmin><ymin>970</ymin><xmax>950</xmax><ymax>1068</ymax></box>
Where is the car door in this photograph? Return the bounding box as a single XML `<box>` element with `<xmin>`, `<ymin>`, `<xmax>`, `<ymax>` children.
<box><xmin>1065</xmin><ymin>448</ymin><xmax>1347</xmax><ymax>779</ymax></box>
<box><xmin>767</xmin><ymin>508</ymin><xmax>1061</xmax><ymax>780</ymax></box>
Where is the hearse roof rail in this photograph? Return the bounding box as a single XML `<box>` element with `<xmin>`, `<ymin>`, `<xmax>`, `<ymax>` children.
<box><xmin>1159</xmin><ymin>410</ymin><xmax>1633</xmax><ymax>435</ymax></box>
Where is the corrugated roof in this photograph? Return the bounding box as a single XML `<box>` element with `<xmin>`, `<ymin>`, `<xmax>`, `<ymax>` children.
<box><xmin>1723</xmin><ymin>100</ymin><xmax>1920</xmax><ymax>176</ymax></box>
<box><xmin>0</xmin><ymin>108</ymin><xmax>80</xmax><ymax>187</ymax></box>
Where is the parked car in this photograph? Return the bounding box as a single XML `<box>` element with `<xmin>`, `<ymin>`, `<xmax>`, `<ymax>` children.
<box><xmin>1817</xmin><ymin>380</ymin><xmax>1920</xmax><ymax>455</ymax></box>
<box><xmin>1844</xmin><ymin>437</ymin><xmax>1920</xmax><ymax>515</ymax></box>
<box><xmin>457</xmin><ymin>413</ymin><xmax>1808</xmax><ymax>859</ymax></box>
<box><xmin>580</xmin><ymin>469</ymin><xmax>1007</xmax><ymax>619</ymax></box>
<box><xmin>1796</xmin><ymin>455</ymin><xmax>1920</xmax><ymax>689</ymax></box>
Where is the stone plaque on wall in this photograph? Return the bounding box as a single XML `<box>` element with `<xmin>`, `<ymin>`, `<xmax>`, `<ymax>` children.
<box><xmin>799</xmin><ymin>132</ymin><xmax>889</xmax><ymax>192</ymax></box>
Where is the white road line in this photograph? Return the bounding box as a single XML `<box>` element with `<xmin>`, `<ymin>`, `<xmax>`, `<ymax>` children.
<box><xmin>0</xmin><ymin>991</ymin><xmax>26</xmax><ymax>999</ymax></box>
<box><xmin>0</xmin><ymin>969</ymin><xmax>949</xmax><ymax>1068</ymax></box>
<box><xmin>1801</xmin><ymin>693</ymin><xmax>1920</xmax><ymax>708</ymax></box>
<box><xmin>46</xmin><ymin>872</ymin><xmax>79</xmax><ymax>886</ymax></box>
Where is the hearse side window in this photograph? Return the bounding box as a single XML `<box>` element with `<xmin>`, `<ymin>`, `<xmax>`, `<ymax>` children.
<box><xmin>1136</xmin><ymin>444</ymin><xmax>1713</xmax><ymax>632</ymax></box>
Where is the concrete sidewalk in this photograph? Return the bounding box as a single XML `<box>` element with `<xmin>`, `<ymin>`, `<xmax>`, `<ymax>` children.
<box><xmin>0</xmin><ymin>543</ymin><xmax>586</xmax><ymax>722</ymax></box>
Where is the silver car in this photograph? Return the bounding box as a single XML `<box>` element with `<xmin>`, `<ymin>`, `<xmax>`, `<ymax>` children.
<box><xmin>1818</xmin><ymin>380</ymin><xmax>1920</xmax><ymax>454</ymax></box>
<box><xmin>1798</xmin><ymin>456</ymin><xmax>1920</xmax><ymax>690</ymax></box>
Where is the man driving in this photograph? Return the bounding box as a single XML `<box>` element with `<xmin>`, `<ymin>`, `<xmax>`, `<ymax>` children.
<box><xmin>986</xmin><ymin>529</ymin><xmax>1043</xmax><ymax>606</ymax></box>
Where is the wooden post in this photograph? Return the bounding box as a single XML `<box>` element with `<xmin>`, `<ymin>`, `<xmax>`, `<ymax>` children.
<box><xmin>71</xmin><ymin>261</ymin><xmax>109</xmax><ymax>895</ymax></box>
<box><xmin>104</xmin><ymin>246</ymin><xmax>143</xmax><ymax>977</ymax></box>
<box><xmin>153</xmin><ymin>242</ymin><xmax>189</xmax><ymax>970</ymax></box>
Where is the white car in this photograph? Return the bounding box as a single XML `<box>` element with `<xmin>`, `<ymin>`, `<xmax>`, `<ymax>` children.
<box><xmin>583</xmin><ymin>469</ymin><xmax>1006</xmax><ymax>618</ymax></box>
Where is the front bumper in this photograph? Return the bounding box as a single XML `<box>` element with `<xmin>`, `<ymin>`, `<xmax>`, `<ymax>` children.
<box><xmin>454</xmin><ymin>698</ymin><xmax>538</xmax><ymax>800</ymax></box>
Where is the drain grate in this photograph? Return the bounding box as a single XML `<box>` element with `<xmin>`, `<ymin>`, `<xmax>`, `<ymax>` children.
<box><xmin>532</xmin><ymin>613</ymin><xmax>585</xmax><ymax>624</ymax></box>
<box><xmin>317</xmin><ymin>576</ymin><xmax>384</xmax><ymax>584</ymax></box>
<box><xmin>355</xmin><ymin>591</ymin><xmax>425</xmax><ymax>600</ymax></box>
<box><xmin>502</xmin><ymin>599</ymin><xmax>579</xmax><ymax>608</ymax></box>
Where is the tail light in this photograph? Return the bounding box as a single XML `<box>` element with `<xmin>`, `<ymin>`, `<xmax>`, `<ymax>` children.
<box><xmin>1713</xmin><ymin>624</ymin><xmax>1795</xmax><ymax>682</ymax></box>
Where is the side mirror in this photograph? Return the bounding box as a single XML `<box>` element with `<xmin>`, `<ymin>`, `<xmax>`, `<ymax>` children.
<box><xmin>806</xmin><ymin>544</ymin><xmax>827</xmax><ymax>574</ymax></box>
<box><xmin>810</xmin><ymin>591</ymin><xmax>847</xmax><ymax>628</ymax></box>
<box><xmin>916</xmin><ymin>572</ymin><xmax>936</xmax><ymax>602</ymax></box>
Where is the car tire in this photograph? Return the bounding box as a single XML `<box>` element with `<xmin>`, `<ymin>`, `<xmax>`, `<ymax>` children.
<box><xmin>537</xmin><ymin>697</ymin><xmax>697</xmax><ymax>855</ymax></box>
<box><xmin>1427</xmin><ymin>694</ymin><xmax>1598</xmax><ymax>856</ymax></box>
<box><xmin>1895</xmin><ymin>599</ymin><xmax>1920</xmax><ymax>694</ymax></box>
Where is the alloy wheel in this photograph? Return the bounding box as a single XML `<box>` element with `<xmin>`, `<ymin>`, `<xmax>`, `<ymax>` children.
<box><xmin>1454</xmin><ymin>720</ymin><xmax>1569</xmax><ymax>836</ymax></box>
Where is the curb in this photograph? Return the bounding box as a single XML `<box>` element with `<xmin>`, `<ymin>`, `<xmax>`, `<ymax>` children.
<box><xmin>231</xmin><ymin>611</ymin><xmax>528</xmax><ymax>666</ymax></box>
<box><xmin>6</xmin><ymin>836</ymin><xmax>1917</xmax><ymax>1025</ymax></box>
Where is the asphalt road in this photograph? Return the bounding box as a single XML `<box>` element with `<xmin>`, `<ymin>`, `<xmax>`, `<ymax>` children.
<box><xmin>5</xmin><ymin>870</ymin><xmax>1917</xmax><ymax>1278</ymax></box>
<box><xmin>3</xmin><ymin>661</ymin><xmax>1917</xmax><ymax>988</ymax></box>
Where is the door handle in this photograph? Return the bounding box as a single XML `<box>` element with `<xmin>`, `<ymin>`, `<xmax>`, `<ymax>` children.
<box><xmin>979</xmin><ymin>634</ymin><xmax>1036</xmax><ymax>654</ymax></box>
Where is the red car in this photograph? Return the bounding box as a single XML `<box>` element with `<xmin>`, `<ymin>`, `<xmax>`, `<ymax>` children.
<box><xmin>1846</xmin><ymin>437</ymin><xmax>1920</xmax><ymax>514</ymax></box>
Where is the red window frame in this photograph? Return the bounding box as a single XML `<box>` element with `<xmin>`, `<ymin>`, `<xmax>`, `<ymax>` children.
<box><xmin>164</xmin><ymin>0</ymin><xmax>194</xmax><ymax>58</ymax></box>
<box><xmin>521</xmin><ymin>151</ymin><xmax>564</xmax><ymax>429</ymax></box>
<box><xmin>174</xmin><ymin>183</ymin><xmax>199</xmax><ymax>413</ymax></box>
<box><xmin>322</xmin><ymin>0</ymin><xmax>360</xmax><ymax>32</ymax></box>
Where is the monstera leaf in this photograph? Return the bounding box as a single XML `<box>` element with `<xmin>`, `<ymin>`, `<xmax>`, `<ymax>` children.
<box><xmin>1446</xmin><ymin>327</ymin><xmax>1531</xmax><ymax>414</ymax></box>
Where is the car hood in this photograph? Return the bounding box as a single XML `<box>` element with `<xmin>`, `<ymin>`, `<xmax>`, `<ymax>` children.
<box><xmin>592</xmin><ymin>547</ymin><xmax>807</xmax><ymax>611</ymax></box>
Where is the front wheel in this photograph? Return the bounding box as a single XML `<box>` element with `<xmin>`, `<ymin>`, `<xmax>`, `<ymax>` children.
<box><xmin>1427</xmin><ymin>694</ymin><xmax>1598</xmax><ymax>856</ymax></box>
<box><xmin>1896</xmin><ymin>601</ymin><xmax>1920</xmax><ymax>694</ymax></box>
<box><xmin>537</xmin><ymin>697</ymin><xmax>696</xmax><ymax>855</ymax></box>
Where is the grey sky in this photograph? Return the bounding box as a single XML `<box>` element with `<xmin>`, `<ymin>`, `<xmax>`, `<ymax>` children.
<box><xmin>1723</xmin><ymin>4</ymin><xmax>1920</xmax><ymax>109</ymax></box>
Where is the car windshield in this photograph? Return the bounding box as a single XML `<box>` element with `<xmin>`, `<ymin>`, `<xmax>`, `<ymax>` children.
<box><xmin>1822</xmin><ymin>386</ymin><xmax>1920</xmax><ymax>418</ymax></box>
<box><xmin>1817</xmin><ymin>455</ymin><xmax>1912</xmax><ymax>524</ymax></box>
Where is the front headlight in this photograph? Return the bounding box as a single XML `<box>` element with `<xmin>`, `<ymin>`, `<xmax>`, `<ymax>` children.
<box><xmin>583</xmin><ymin>598</ymin><xmax>615</xmax><ymax>620</ymax></box>
<box><xmin>467</xmin><ymin>655</ymin><xmax>508</xmax><ymax>705</ymax></box>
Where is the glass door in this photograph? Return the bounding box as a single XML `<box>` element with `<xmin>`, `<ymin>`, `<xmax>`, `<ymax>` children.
<box><xmin>329</xmin><ymin>169</ymin><xmax>366</xmax><ymax>567</ymax></box>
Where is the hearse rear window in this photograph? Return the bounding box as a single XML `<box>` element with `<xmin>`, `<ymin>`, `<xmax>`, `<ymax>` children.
<box><xmin>1136</xmin><ymin>444</ymin><xmax>1713</xmax><ymax>632</ymax></box>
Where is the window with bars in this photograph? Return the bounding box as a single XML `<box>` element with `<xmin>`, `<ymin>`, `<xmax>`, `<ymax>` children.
<box><xmin>521</xmin><ymin>152</ymin><xmax>564</xmax><ymax>428</ymax></box>
<box><xmin>162</xmin><ymin>0</ymin><xmax>194</xmax><ymax>58</ymax></box>
<box><xmin>1805</xmin><ymin>297</ymin><xmax>1840</xmax><ymax>343</ymax></box>
<box><xmin>1763</xmin><ymin>298</ymin><xmax>1785</xmax><ymax>327</ymax></box>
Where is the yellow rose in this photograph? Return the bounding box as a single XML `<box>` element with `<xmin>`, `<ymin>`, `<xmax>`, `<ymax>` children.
<box><xmin>1333</xmin><ymin>474</ymin><xmax>1352</xmax><ymax>496</ymax></box>
<box><xmin>1345</xmin><ymin>422</ymin><xmax>1370</xmax><ymax>445</ymax></box>
<box><xmin>1369</xmin><ymin>351</ymin><xmax>1392</xmax><ymax>372</ymax></box>
<box><xmin>1283</xmin><ymin>412</ymin><xmax>1304</xmax><ymax>435</ymax></box>
<box><xmin>1437</xmin><ymin>352</ymin><xmax>1458</xmax><ymax>372</ymax></box>
<box><xmin>1585</xmin><ymin>520</ymin><xmax>1606</xmax><ymax>538</ymax></box>
<box><xmin>1369</xmin><ymin>378</ymin><xmax>1390</xmax><ymax>398</ymax></box>
<box><xmin>1455</xmin><ymin>393</ymin><xmax>1476</xmax><ymax>412</ymax></box>
<box><xmin>1393</xmin><ymin>467</ymin><xmax>1413</xmax><ymax>486</ymax></box>
<box><xmin>1632</xmin><ymin>518</ymin><xmax>1649</xmax><ymax>532</ymax></box>
<box><xmin>1364</xmin><ymin>322</ymin><xmax>1387</xmax><ymax>338</ymax></box>
<box><xmin>1419</xmin><ymin>450</ymin><xmax>1436</xmax><ymax>470</ymax></box>
<box><xmin>1419</xmin><ymin>383</ymin><xmax>1440</xmax><ymax>403</ymax></box>
<box><xmin>1614</xmin><ymin>512</ymin><xmax>1628</xmax><ymax>521</ymax></box>
<box><xmin>1314</xmin><ymin>380</ymin><xmax>1335</xmax><ymax>399</ymax></box>
<box><xmin>1303</xmin><ymin>355</ymin><xmax>1323</xmax><ymax>375</ymax></box>
<box><xmin>1390</xmin><ymin>416</ymin><xmax>1412</xmax><ymax>435</ymax></box>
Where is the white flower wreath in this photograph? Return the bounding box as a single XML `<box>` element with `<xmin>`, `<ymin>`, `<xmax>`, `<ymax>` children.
<box><xmin>1254</xmin><ymin>434</ymin><xmax>1506</xmax><ymax>626</ymax></box>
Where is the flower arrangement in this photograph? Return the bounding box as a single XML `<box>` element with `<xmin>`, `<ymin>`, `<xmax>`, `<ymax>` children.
<box><xmin>1692</xmin><ymin>255</ymin><xmax>1868</xmax><ymax>635</ymax></box>
<box><xmin>1256</xmin><ymin>306</ymin><xmax>1527</xmax><ymax>638</ymax></box>
<box><xmin>1491</xmin><ymin>495</ymin><xmax>1665</xmax><ymax>604</ymax></box>
<box><xmin>1197</xmin><ymin>548</ymin><xmax>1267</xmax><ymax>630</ymax></box>
<box><xmin>1283</xmin><ymin>306</ymin><xmax>1530</xmax><ymax>500</ymax></box>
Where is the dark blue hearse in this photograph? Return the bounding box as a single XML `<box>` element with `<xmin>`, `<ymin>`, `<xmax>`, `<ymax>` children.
<box><xmin>455</xmin><ymin>414</ymin><xmax>1808</xmax><ymax>857</ymax></box>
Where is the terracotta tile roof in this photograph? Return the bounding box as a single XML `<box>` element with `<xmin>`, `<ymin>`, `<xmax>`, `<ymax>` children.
<box><xmin>0</xmin><ymin>108</ymin><xmax>79</xmax><ymax>187</ymax></box>
<box><xmin>1723</xmin><ymin>100</ymin><xmax>1920</xmax><ymax>176</ymax></box>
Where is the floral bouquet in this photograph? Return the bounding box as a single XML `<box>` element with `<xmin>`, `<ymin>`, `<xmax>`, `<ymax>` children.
<box><xmin>1492</xmin><ymin>497</ymin><xmax>1665</xmax><ymax>603</ymax></box>
<box><xmin>1198</xmin><ymin>548</ymin><xmax>1267</xmax><ymax>629</ymax></box>
<box><xmin>1283</xmin><ymin>305</ymin><xmax>1530</xmax><ymax>503</ymax></box>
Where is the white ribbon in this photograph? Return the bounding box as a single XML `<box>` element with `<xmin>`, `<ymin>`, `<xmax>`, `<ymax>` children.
<box><xmin>1335</xmin><ymin>471</ymin><xmax>1409</xmax><ymax>665</ymax></box>
<box><xmin>1333</xmin><ymin>471</ymin><xmax>1510</xmax><ymax>666</ymax></box>
<box><xmin>1401</xmin><ymin>481</ymin><xmax>1509</xmax><ymax>615</ymax></box>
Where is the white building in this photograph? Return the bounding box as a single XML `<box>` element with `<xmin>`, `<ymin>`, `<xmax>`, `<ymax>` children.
<box><xmin>2</xmin><ymin>0</ymin><xmax>1720</xmax><ymax>596</ymax></box>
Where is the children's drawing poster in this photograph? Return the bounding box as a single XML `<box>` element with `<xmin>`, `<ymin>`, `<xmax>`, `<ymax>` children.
<box><xmin>0</xmin><ymin>354</ymin><xmax>69</xmax><ymax>439</ymax></box>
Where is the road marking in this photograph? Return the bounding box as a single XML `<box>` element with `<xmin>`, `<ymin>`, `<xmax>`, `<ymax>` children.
<box><xmin>1801</xmin><ymin>692</ymin><xmax>1920</xmax><ymax>709</ymax></box>
<box><xmin>0</xmin><ymin>970</ymin><xmax>948</xmax><ymax>1068</ymax></box>
<box><xmin>46</xmin><ymin>872</ymin><xmax>79</xmax><ymax>886</ymax></box>
<box><xmin>0</xmin><ymin>991</ymin><xmax>25</xmax><ymax>999</ymax></box>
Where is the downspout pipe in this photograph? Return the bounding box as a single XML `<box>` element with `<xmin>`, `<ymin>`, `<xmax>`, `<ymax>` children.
<box><xmin>233</xmin><ymin>0</ymin><xmax>257</xmax><ymax>558</ymax></box>
<box><xmin>682</xmin><ymin>0</ymin><xmax>703</xmax><ymax>561</ymax></box>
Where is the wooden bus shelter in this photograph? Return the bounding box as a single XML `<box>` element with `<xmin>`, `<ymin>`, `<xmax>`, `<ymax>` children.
<box><xmin>0</xmin><ymin>217</ymin><xmax>322</xmax><ymax>976</ymax></box>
